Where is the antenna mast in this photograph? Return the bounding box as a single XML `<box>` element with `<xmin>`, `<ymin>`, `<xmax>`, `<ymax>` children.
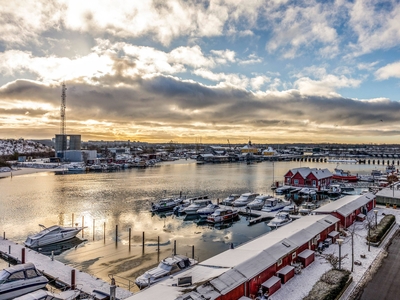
<box><xmin>60</xmin><ymin>82</ymin><xmax>67</xmax><ymax>159</ymax></box>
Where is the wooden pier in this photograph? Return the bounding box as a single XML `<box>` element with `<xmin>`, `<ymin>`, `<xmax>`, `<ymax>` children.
<box><xmin>0</xmin><ymin>238</ymin><xmax>133</xmax><ymax>299</ymax></box>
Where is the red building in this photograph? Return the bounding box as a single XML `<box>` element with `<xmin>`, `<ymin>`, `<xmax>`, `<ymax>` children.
<box><xmin>314</xmin><ymin>193</ymin><xmax>376</xmax><ymax>228</ymax></box>
<box><xmin>284</xmin><ymin>167</ymin><xmax>333</xmax><ymax>189</ymax></box>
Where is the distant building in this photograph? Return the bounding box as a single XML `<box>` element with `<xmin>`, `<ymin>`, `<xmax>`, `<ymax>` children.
<box><xmin>241</xmin><ymin>141</ymin><xmax>259</xmax><ymax>154</ymax></box>
<box><xmin>55</xmin><ymin>134</ymin><xmax>81</xmax><ymax>158</ymax></box>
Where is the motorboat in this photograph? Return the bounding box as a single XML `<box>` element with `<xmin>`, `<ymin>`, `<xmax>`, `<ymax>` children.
<box><xmin>151</xmin><ymin>197</ymin><xmax>182</xmax><ymax>212</ymax></box>
<box><xmin>220</xmin><ymin>194</ymin><xmax>240</xmax><ymax>206</ymax></box>
<box><xmin>232</xmin><ymin>193</ymin><xmax>259</xmax><ymax>207</ymax></box>
<box><xmin>281</xmin><ymin>203</ymin><xmax>298</xmax><ymax>214</ymax></box>
<box><xmin>261</xmin><ymin>197</ymin><xmax>290</xmax><ymax>212</ymax></box>
<box><xmin>275</xmin><ymin>186</ymin><xmax>292</xmax><ymax>194</ymax></box>
<box><xmin>0</xmin><ymin>263</ymin><xmax>48</xmax><ymax>300</ymax></box>
<box><xmin>14</xmin><ymin>289</ymin><xmax>80</xmax><ymax>300</ymax></box>
<box><xmin>332</xmin><ymin>168</ymin><xmax>358</xmax><ymax>182</ymax></box>
<box><xmin>66</xmin><ymin>163</ymin><xmax>86</xmax><ymax>173</ymax></box>
<box><xmin>246</xmin><ymin>195</ymin><xmax>272</xmax><ymax>210</ymax></box>
<box><xmin>299</xmin><ymin>187</ymin><xmax>316</xmax><ymax>197</ymax></box>
<box><xmin>24</xmin><ymin>224</ymin><xmax>84</xmax><ymax>248</ymax></box>
<box><xmin>267</xmin><ymin>211</ymin><xmax>293</xmax><ymax>228</ymax></box>
<box><xmin>299</xmin><ymin>202</ymin><xmax>317</xmax><ymax>215</ymax></box>
<box><xmin>197</xmin><ymin>204</ymin><xmax>220</xmax><ymax>218</ymax></box>
<box><xmin>386</xmin><ymin>165</ymin><xmax>397</xmax><ymax>174</ymax></box>
<box><xmin>207</xmin><ymin>208</ymin><xmax>239</xmax><ymax>223</ymax></box>
<box><xmin>183</xmin><ymin>199</ymin><xmax>212</xmax><ymax>215</ymax></box>
<box><xmin>327</xmin><ymin>184</ymin><xmax>342</xmax><ymax>198</ymax></box>
<box><xmin>173</xmin><ymin>195</ymin><xmax>209</xmax><ymax>214</ymax></box>
<box><xmin>135</xmin><ymin>255</ymin><xmax>197</xmax><ymax>289</ymax></box>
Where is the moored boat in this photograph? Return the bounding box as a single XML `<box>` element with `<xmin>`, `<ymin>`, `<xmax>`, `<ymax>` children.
<box><xmin>220</xmin><ymin>194</ymin><xmax>240</xmax><ymax>206</ymax></box>
<box><xmin>261</xmin><ymin>197</ymin><xmax>290</xmax><ymax>212</ymax></box>
<box><xmin>327</xmin><ymin>184</ymin><xmax>342</xmax><ymax>198</ymax></box>
<box><xmin>207</xmin><ymin>208</ymin><xmax>238</xmax><ymax>223</ymax></box>
<box><xmin>281</xmin><ymin>203</ymin><xmax>298</xmax><ymax>214</ymax></box>
<box><xmin>197</xmin><ymin>204</ymin><xmax>220</xmax><ymax>218</ymax></box>
<box><xmin>25</xmin><ymin>225</ymin><xmax>84</xmax><ymax>248</ymax></box>
<box><xmin>332</xmin><ymin>168</ymin><xmax>358</xmax><ymax>182</ymax></box>
<box><xmin>151</xmin><ymin>197</ymin><xmax>183</xmax><ymax>212</ymax></box>
<box><xmin>14</xmin><ymin>289</ymin><xmax>80</xmax><ymax>300</ymax></box>
<box><xmin>267</xmin><ymin>211</ymin><xmax>293</xmax><ymax>228</ymax></box>
<box><xmin>183</xmin><ymin>199</ymin><xmax>213</xmax><ymax>215</ymax></box>
<box><xmin>135</xmin><ymin>255</ymin><xmax>197</xmax><ymax>289</ymax></box>
<box><xmin>232</xmin><ymin>193</ymin><xmax>259</xmax><ymax>207</ymax></box>
<box><xmin>246</xmin><ymin>195</ymin><xmax>272</xmax><ymax>210</ymax></box>
<box><xmin>0</xmin><ymin>263</ymin><xmax>48</xmax><ymax>300</ymax></box>
<box><xmin>299</xmin><ymin>202</ymin><xmax>318</xmax><ymax>215</ymax></box>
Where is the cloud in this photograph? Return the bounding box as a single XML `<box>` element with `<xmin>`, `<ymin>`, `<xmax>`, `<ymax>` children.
<box><xmin>375</xmin><ymin>61</ymin><xmax>400</xmax><ymax>80</ymax></box>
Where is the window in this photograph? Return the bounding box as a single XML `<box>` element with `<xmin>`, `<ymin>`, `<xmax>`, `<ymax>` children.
<box><xmin>8</xmin><ymin>271</ymin><xmax>25</xmax><ymax>281</ymax></box>
<box><xmin>25</xmin><ymin>269</ymin><xmax>38</xmax><ymax>279</ymax></box>
<box><xmin>292</xmin><ymin>252</ymin><xmax>296</xmax><ymax>259</ymax></box>
<box><xmin>277</xmin><ymin>258</ymin><xmax>282</xmax><ymax>266</ymax></box>
<box><xmin>315</xmin><ymin>234</ymin><xmax>320</xmax><ymax>240</ymax></box>
<box><xmin>294</xmin><ymin>179</ymin><xmax>299</xmax><ymax>185</ymax></box>
<box><xmin>312</xmin><ymin>180</ymin><xmax>316</xmax><ymax>187</ymax></box>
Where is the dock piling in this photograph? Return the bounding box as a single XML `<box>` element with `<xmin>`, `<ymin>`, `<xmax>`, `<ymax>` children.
<box><xmin>192</xmin><ymin>245</ymin><xmax>194</xmax><ymax>259</ymax></box>
<box><xmin>71</xmin><ymin>269</ymin><xmax>76</xmax><ymax>290</ymax></box>
<box><xmin>115</xmin><ymin>225</ymin><xmax>118</xmax><ymax>246</ymax></box>
<box><xmin>93</xmin><ymin>219</ymin><xmax>95</xmax><ymax>241</ymax></box>
<box><xmin>51</xmin><ymin>251</ymin><xmax>54</xmax><ymax>261</ymax></box>
<box><xmin>142</xmin><ymin>232</ymin><xmax>145</xmax><ymax>254</ymax></box>
<box><xmin>82</xmin><ymin>216</ymin><xmax>84</xmax><ymax>238</ymax></box>
<box><xmin>21</xmin><ymin>248</ymin><xmax>25</xmax><ymax>264</ymax></box>
<box><xmin>128</xmin><ymin>228</ymin><xmax>131</xmax><ymax>251</ymax></box>
<box><xmin>103</xmin><ymin>222</ymin><xmax>106</xmax><ymax>243</ymax></box>
<box><xmin>72</xmin><ymin>213</ymin><xmax>74</xmax><ymax>227</ymax></box>
<box><xmin>8</xmin><ymin>245</ymin><xmax>11</xmax><ymax>254</ymax></box>
<box><xmin>157</xmin><ymin>236</ymin><xmax>160</xmax><ymax>261</ymax></box>
<box><xmin>174</xmin><ymin>240</ymin><xmax>176</xmax><ymax>255</ymax></box>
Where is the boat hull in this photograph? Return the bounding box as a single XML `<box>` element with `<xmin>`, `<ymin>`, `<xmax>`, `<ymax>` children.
<box><xmin>332</xmin><ymin>175</ymin><xmax>358</xmax><ymax>182</ymax></box>
<box><xmin>25</xmin><ymin>228</ymin><xmax>83</xmax><ymax>248</ymax></box>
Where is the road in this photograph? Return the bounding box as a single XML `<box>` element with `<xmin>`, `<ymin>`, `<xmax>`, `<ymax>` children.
<box><xmin>359</xmin><ymin>230</ymin><xmax>400</xmax><ymax>300</ymax></box>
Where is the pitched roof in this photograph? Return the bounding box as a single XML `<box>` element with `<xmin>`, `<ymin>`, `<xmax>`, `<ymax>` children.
<box><xmin>314</xmin><ymin>193</ymin><xmax>375</xmax><ymax>217</ymax></box>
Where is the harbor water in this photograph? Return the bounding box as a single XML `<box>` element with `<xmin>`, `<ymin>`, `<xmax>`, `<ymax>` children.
<box><xmin>0</xmin><ymin>159</ymin><xmax>393</xmax><ymax>292</ymax></box>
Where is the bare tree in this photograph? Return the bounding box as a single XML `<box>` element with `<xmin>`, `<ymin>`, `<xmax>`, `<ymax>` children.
<box><xmin>364</xmin><ymin>212</ymin><xmax>378</xmax><ymax>252</ymax></box>
<box><xmin>346</xmin><ymin>223</ymin><xmax>362</xmax><ymax>272</ymax></box>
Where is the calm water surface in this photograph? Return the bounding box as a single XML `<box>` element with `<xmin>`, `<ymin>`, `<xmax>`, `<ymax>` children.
<box><xmin>0</xmin><ymin>159</ymin><xmax>393</xmax><ymax>291</ymax></box>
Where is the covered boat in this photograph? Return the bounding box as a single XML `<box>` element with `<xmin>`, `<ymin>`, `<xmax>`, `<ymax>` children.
<box><xmin>25</xmin><ymin>225</ymin><xmax>84</xmax><ymax>248</ymax></box>
<box><xmin>261</xmin><ymin>198</ymin><xmax>290</xmax><ymax>212</ymax></box>
<box><xmin>151</xmin><ymin>197</ymin><xmax>183</xmax><ymax>212</ymax></box>
<box><xmin>207</xmin><ymin>208</ymin><xmax>238</xmax><ymax>223</ymax></box>
<box><xmin>220</xmin><ymin>194</ymin><xmax>240</xmax><ymax>206</ymax></box>
<box><xmin>197</xmin><ymin>204</ymin><xmax>220</xmax><ymax>218</ymax></box>
<box><xmin>299</xmin><ymin>202</ymin><xmax>318</xmax><ymax>215</ymax></box>
<box><xmin>135</xmin><ymin>255</ymin><xmax>197</xmax><ymax>289</ymax></box>
<box><xmin>246</xmin><ymin>195</ymin><xmax>272</xmax><ymax>210</ymax></box>
<box><xmin>232</xmin><ymin>192</ymin><xmax>259</xmax><ymax>207</ymax></box>
<box><xmin>182</xmin><ymin>199</ymin><xmax>212</xmax><ymax>215</ymax></box>
<box><xmin>267</xmin><ymin>211</ymin><xmax>293</xmax><ymax>228</ymax></box>
<box><xmin>0</xmin><ymin>263</ymin><xmax>48</xmax><ymax>300</ymax></box>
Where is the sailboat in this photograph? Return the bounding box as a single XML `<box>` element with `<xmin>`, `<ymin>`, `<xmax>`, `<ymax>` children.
<box><xmin>270</xmin><ymin>161</ymin><xmax>277</xmax><ymax>190</ymax></box>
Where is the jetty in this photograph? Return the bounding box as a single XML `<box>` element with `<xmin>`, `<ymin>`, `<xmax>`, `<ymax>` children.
<box><xmin>0</xmin><ymin>238</ymin><xmax>133</xmax><ymax>299</ymax></box>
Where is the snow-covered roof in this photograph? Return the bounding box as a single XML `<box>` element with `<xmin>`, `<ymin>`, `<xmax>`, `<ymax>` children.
<box><xmin>210</xmin><ymin>269</ymin><xmax>247</xmax><ymax>295</ymax></box>
<box><xmin>288</xmin><ymin>167</ymin><xmax>332</xmax><ymax>180</ymax></box>
<box><xmin>313</xmin><ymin>193</ymin><xmax>375</xmax><ymax>217</ymax></box>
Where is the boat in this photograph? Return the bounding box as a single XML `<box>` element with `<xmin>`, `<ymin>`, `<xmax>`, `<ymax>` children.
<box><xmin>281</xmin><ymin>203</ymin><xmax>298</xmax><ymax>214</ymax></box>
<box><xmin>299</xmin><ymin>202</ymin><xmax>318</xmax><ymax>215</ymax></box>
<box><xmin>151</xmin><ymin>197</ymin><xmax>183</xmax><ymax>213</ymax></box>
<box><xmin>0</xmin><ymin>263</ymin><xmax>48</xmax><ymax>300</ymax></box>
<box><xmin>135</xmin><ymin>255</ymin><xmax>197</xmax><ymax>289</ymax></box>
<box><xmin>232</xmin><ymin>193</ymin><xmax>259</xmax><ymax>207</ymax></box>
<box><xmin>267</xmin><ymin>211</ymin><xmax>293</xmax><ymax>228</ymax></box>
<box><xmin>386</xmin><ymin>165</ymin><xmax>397</xmax><ymax>174</ymax></box>
<box><xmin>275</xmin><ymin>186</ymin><xmax>293</xmax><ymax>194</ymax></box>
<box><xmin>24</xmin><ymin>225</ymin><xmax>84</xmax><ymax>248</ymax></box>
<box><xmin>220</xmin><ymin>194</ymin><xmax>240</xmax><ymax>206</ymax></box>
<box><xmin>246</xmin><ymin>195</ymin><xmax>272</xmax><ymax>210</ymax></box>
<box><xmin>197</xmin><ymin>204</ymin><xmax>220</xmax><ymax>218</ymax></box>
<box><xmin>173</xmin><ymin>195</ymin><xmax>209</xmax><ymax>214</ymax></box>
<box><xmin>332</xmin><ymin>168</ymin><xmax>358</xmax><ymax>182</ymax></box>
<box><xmin>261</xmin><ymin>197</ymin><xmax>290</xmax><ymax>212</ymax></box>
<box><xmin>327</xmin><ymin>184</ymin><xmax>342</xmax><ymax>198</ymax></box>
<box><xmin>183</xmin><ymin>199</ymin><xmax>213</xmax><ymax>215</ymax></box>
<box><xmin>66</xmin><ymin>163</ymin><xmax>86</xmax><ymax>173</ymax></box>
<box><xmin>299</xmin><ymin>187</ymin><xmax>317</xmax><ymax>197</ymax></box>
<box><xmin>14</xmin><ymin>289</ymin><xmax>80</xmax><ymax>300</ymax></box>
<box><xmin>207</xmin><ymin>208</ymin><xmax>239</xmax><ymax>223</ymax></box>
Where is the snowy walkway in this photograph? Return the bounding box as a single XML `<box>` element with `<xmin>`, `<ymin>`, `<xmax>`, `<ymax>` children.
<box><xmin>0</xmin><ymin>239</ymin><xmax>133</xmax><ymax>299</ymax></box>
<box><xmin>270</xmin><ymin>206</ymin><xmax>400</xmax><ymax>300</ymax></box>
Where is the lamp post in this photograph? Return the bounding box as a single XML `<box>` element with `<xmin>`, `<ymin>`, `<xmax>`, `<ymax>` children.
<box><xmin>337</xmin><ymin>238</ymin><xmax>344</xmax><ymax>270</ymax></box>
<box><xmin>373</xmin><ymin>209</ymin><xmax>378</xmax><ymax>228</ymax></box>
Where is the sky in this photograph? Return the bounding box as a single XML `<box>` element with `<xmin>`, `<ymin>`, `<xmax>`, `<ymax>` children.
<box><xmin>1</xmin><ymin>0</ymin><xmax>400</xmax><ymax>144</ymax></box>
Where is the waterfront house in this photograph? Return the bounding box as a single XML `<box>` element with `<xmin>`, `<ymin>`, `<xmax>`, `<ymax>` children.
<box><xmin>313</xmin><ymin>193</ymin><xmax>376</xmax><ymax>228</ymax></box>
<box><xmin>128</xmin><ymin>214</ymin><xmax>339</xmax><ymax>300</ymax></box>
<box><xmin>284</xmin><ymin>167</ymin><xmax>332</xmax><ymax>190</ymax></box>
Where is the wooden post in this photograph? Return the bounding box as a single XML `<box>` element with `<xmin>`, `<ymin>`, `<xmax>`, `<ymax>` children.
<box><xmin>157</xmin><ymin>236</ymin><xmax>160</xmax><ymax>261</ymax></box>
<box><xmin>72</xmin><ymin>213</ymin><xmax>74</xmax><ymax>227</ymax></box>
<box><xmin>21</xmin><ymin>248</ymin><xmax>25</xmax><ymax>264</ymax></box>
<box><xmin>103</xmin><ymin>222</ymin><xmax>106</xmax><ymax>243</ymax></box>
<box><xmin>115</xmin><ymin>225</ymin><xmax>118</xmax><ymax>246</ymax></box>
<box><xmin>8</xmin><ymin>245</ymin><xmax>11</xmax><ymax>254</ymax></box>
<box><xmin>128</xmin><ymin>228</ymin><xmax>131</xmax><ymax>251</ymax></box>
<box><xmin>142</xmin><ymin>231</ymin><xmax>145</xmax><ymax>254</ymax></box>
<box><xmin>82</xmin><ymin>216</ymin><xmax>84</xmax><ymax>238</ymax></box>
<box><xmin>71</xmin><ymin>269</ymin><xmax>76</xmax><ymax>290</ymax></box>
<box><xmin>93</xmin><ymin>219</ymin><xmax>95</xmax><ymax>241</ymax></box>
<box><xmin>192</xmin><ymin>245</ymin><xmax>194</xmax><ymax>259</ymax></box>
<box><xmin>174</xmin><ymin>240</ymin><xmax>176</xmax><ymax>255</ymax></box>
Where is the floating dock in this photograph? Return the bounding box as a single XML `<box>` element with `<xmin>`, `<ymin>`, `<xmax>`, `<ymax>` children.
<box><xmin>0</xmin><ymin>238</ymin><xmax>133</xmax><ymax>299</ymax></box>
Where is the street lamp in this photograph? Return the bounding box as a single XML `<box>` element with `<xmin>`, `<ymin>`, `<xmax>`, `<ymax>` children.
<box><xmin>337</xmin><ymin>238</ymin><xmax>344</xmax><ymax>270</ymax></box>
<box><xmin>373</xmin><ymin>209</ymin><xmax>378</xmax><ymax>228</ymax></box>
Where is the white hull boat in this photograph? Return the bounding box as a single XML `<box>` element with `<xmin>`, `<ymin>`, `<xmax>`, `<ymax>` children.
<box><xmin>0</xmin><ymin>263</ymin><xmax>48</xmax><ymax>300</ymax></box>
<box><xmin>220</xmin><ymin>194</ymin><xmax>240</xmax><ymax>206</ymax></box>
<box><xmin>197</xmin><ymin>204</ymin><xmax>220</xmax><ymax>218</ymax></box>
<box><xmin>232</xmin><ymin>193</ymin><xmax>259</xmax><ymax>207</ymax></box>
<box><xmin>25</xmin><ymin>225</ymin><xmax>84</xmax><ymax>248</ymax></box>
<box><xmin>261</xmin><ymin>198</ymin><xmax>290</xmax><ymax>212</ymax></box>
<box><xmin>267</xmin><ymin>212</ymin><xmax>293</xmax><ymax>228</ymax></box>
<box><xmin>299</xmin><ymin>202</ymin><xmax>318</xmax><ymax>215</ymax></box>
<box><xmin>207</xmin><ymin>208</ymin><xmax>238</xmax><ymax>223</ymax></box>
<box><xmin>151</xmin><ymin>197</ymin><xmax>182</xmax><ymax>212</ymax></box>
<box><xmin>246</xmin><ymin>195</ymin><xmax>272</xmax><ymax>210</ymax></box>
<box><xmin>183</xmin><ymin>199</ymin><xmax>212</xmax><ymax>215</ymax></box>
<box><xmin>135</xmin><ymin>255</ymin><xmax>197</xmax><ymax>289</ymax></box>
<box><xmin>14</xmin><ymin>289</ymin><xmax>80</xmax><ymax>300</ymax></box>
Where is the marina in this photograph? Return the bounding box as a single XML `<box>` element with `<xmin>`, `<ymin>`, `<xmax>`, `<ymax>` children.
<box><xmin>0</xmin><ymin>159</ymin><xmax>398</xmax><ymax>298</ymax></box>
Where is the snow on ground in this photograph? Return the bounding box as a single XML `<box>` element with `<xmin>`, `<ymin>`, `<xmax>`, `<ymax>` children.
<box><xmin>271</xmin><ymin>206</ymin><xmax>399</xmax><ymax>300</ymax></box>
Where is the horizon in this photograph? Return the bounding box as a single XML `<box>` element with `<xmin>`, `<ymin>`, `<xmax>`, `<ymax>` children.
<box><xmin>1</xmin><ymin>1</ymin><xmax>400</xmax><ymax>143</ymax></box>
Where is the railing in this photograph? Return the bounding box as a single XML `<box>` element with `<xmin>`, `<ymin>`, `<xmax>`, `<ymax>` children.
<box><xmin>108</xmin><ymin>274</ymin><xmax>135</xmax><ymax>291</ymax></box>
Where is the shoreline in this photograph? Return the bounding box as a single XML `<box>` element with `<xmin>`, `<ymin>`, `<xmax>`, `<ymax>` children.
<box><xmin>0</xmin><ymin>167</ymin><xmax>58</xmax><ymax>178</ymax></box>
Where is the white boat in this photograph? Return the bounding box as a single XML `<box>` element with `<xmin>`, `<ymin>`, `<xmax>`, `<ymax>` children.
<box><xmin>261</xmin><ymin>197</ymin><xmax>290</xmax><ymax>212</ymax></box>
<box><xmin>197</xmin><ymin>204</ymin><xmax>220</xmax><ymax>218</ymax></box>
<box><xmin>327</xmin><ymin>184</ymin><xmax>342</xmax><ymax>198</ymax></box>
<box><xmin>281</xmin><ymin>203</ymin><xmax>298</xmax><ymax>214</ymax></box>
<box><xmin>246</xmin><ymin>195</ymin><xmax>272</xmax><ymax>210</ymax></box>
<box><xmin>0</xmin><ymin>263</ymin><xmax>48</xmax><ymax>300</ymax></box>
<box><xmin>14</xmin><ymin>289</ymin><xmax>80</xmax><ymax>300</ymax></box>
<box><xmin>275</xmin><ymin>186</ymin><xmax>292</xmax><ymax>194</ymax></box>
<box><xmin>267</xmin><ymin>212</ymin><xmax>293</xmax><ymax>228</ymax></box>
<box><xmin>220</xmin><ymin>194</ymin><xmax>240</xmax><ymax>206</ymax></box>
<box><xmin>299</xmin><ymin>187</ymin><xmax>316</xmax><ymax>196</ymax></box>
<box><xmin>151</xmin><ymin>197</ymin><xmax>182</xmax><ymax>212</ymax></box>
<box><xmin>24</xmin><ymin>224</ymin><xmax>84</xmax><ymax>248</ymax></box>
<box><xmin>135</xmin><ymin>255</ymin><xmax>197</xmax><ymax>289</ymax></box>
<box><xmin>299</xmin><ymin>202</ymin><xmax>317</xmax><ymax>215</ymax></box>
<box><xmin>207</xmin><ymin>208</ymin><xmax>239</xmax><ymax>223</ymax></box>
<box><xmin>386</xmin><ymin>165</ymin><xmax>396</xmax><ymax>174</ymax></box>
<box><xmin>66</xmin><ymin>163</ymin><xmax>86</xmax><ymax>173</ymax></box>
<box><xmin>183</xmin><ymin>199</ymin><xmax>212</xmax><ymax>215</ymax></box>
<box><xmin>232</xmin><ymin>193</ymin><xmax>259</xmax><ymax>207</ymax></box>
